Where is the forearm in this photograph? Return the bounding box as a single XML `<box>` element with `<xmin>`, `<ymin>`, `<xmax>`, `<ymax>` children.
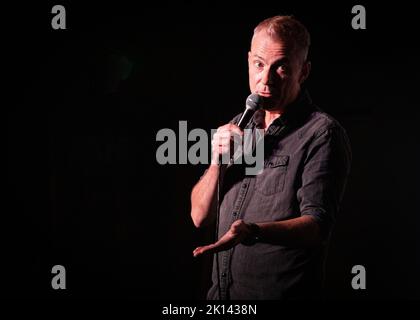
<box><xmin>254</xmin><ymin>215</ymin><xmax>322</xmax><ymax>248</ymax></box>
<box><xmin>190</xmin><ymin>164</ymin><xmax>224</xmax><ymax>227</ymax></box>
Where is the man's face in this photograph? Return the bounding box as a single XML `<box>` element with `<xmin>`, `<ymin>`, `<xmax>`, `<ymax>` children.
<box><xmin>248</xmin><ymin>31</ymin><xmax>310</xmax><ymax>111</ymax></box>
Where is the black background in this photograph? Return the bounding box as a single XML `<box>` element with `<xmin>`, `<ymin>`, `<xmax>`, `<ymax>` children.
<box><xmin>6</xmin><ymin>1</ymin><xmax>420</xmax><ymax>300</ymax></box>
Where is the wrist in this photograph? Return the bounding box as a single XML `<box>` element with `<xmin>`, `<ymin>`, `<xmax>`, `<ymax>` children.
<box><xmin>242</xmin><ymin>222</ymin><xmax>261</xmax><ymax>246</ymax></box>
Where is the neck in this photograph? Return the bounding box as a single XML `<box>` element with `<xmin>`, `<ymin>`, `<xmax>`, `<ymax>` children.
<box><xmin>264</xmin><ymin>109</ymin><xmax>284</xmax><ymax>130</ymax></box>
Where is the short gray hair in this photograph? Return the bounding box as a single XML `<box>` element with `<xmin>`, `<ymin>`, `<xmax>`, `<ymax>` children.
<box><xmin>253</xmin><ymin>15</ymin><xmax>311</xmax><ymax>61</ymax></box>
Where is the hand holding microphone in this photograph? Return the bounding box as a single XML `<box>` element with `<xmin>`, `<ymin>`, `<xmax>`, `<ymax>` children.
<box><xmin>211</xmin><ymin>93</ymin><xmax>262</xmax><ymax>165</ymax></box>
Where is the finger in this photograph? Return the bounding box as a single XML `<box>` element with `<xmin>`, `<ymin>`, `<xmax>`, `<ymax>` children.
<box><xmin>211</xmin><ymin>142</ymin><xmax>232</xmax><ymax>155</ymax></box>
<box><xmin>217</xmin><ymin>123</ymin><xmax>238</xmax><ymax>132</ymax></box>
<box><xmin>212</xmin><ymin>134</ymin><xmax>235</xmax><ymax>149</ymax></box>
<box><xmin>213</xmin><ymin>141</ymin><xmax>230</xmax><ymax>149</ymax></box>
<box><xmin>196</xmin><ymin>232</ymin><xmax>239</xmax><ymax>257</ymax></box>
<box><xmin>229</xmin><ymin>127</ymin><xmax>244</xmax><ymax>137</ymax></box>
<box><xmin>217</xmin><ymin>125</ymin><xmax>243</xmax><ymax>136</ymax></box>
<box><xmin>220</xmin><ymin>124</ymin><xmax>243</xmax><ymax>136</ymax></box>
<box><xmin>193</xmin><ymin>244</ymin><xmax>216</xmax><ymax>257</ymax></box>
<box><xmin>212</xmin><ymin>135</ymin><xmax>231</xmax><ymax>145</ymax></box>
<box><xmin>193</xmin><ymin>238</ymin><xmax>226</xmax><ymax>257</ymax></box>
<box><xmin>216</xmin><ymin>132</ymin><xmax>237</xmax><ymax>142</ymax></box>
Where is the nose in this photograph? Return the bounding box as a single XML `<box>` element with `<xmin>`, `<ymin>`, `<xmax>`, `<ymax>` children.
<box><xmin>261</xmin><ymin>67</ymin><xmax>274</xmax><ymax>86</ymax></box>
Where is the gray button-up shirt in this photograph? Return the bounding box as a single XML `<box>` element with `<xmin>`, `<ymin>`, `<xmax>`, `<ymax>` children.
<box><xmin>207</xmin><ymin>91</ymin><xmax>352</xmax><ymax>300</ymax></box>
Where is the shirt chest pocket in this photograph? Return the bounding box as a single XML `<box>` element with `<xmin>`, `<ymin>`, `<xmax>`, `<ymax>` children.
<box><xmin>254</xmin><ymin>155</ymin><xmax>289</xmax><ymax>196</ymax></box>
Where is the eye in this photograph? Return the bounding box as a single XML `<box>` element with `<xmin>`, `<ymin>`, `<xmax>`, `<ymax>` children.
<box><xmin>254</xmin><ymin>61</ymin><xmax>264</xmax><ymax>69</ymax></box>
<box><xmin>277</xmin><ymin>64</ymin><xmax>286</xmax><ymax>73</ymax></box>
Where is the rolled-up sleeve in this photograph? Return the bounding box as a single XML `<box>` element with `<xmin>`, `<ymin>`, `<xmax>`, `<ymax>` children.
<box><xmin>297</xmin><ymin>125</ymin><xmax>352</xmax><ymax>238</ymax></box>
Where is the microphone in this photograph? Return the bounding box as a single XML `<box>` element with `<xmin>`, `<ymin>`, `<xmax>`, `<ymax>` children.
<box><xmin>237</xmin><ymin>93</ymin><xmax>262</xmax><ymax>129</ymax></box>
<box><xmin>218</xmin><ymin>93</ymin><xmax>262</xmax><ymax>165</ymax></box>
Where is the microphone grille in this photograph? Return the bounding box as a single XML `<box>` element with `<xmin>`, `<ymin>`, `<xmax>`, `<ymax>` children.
<box><xmin>246</xmin><ymin>93</ymin><xmax>262</xmax><ymax>111</ymax></box>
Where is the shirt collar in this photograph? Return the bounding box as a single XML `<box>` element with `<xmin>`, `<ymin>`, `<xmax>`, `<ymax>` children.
<box><xmin>251</xmin><ymin>89</ymin><xmax>314</xmax><ymax>135</ymax></box>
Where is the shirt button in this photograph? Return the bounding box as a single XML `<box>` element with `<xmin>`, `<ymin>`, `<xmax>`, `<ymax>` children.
<box><xmin>242</xmin><ymin>184</ymin><xmax>247</xmax><ymax>188</ymax></box>
<box><xmin>232</xmin><ymin>212</ymin><xmax>237</xmax><ymax>217</ymax></box>
<box><xmin>221</xmin><ymin>272</ymin><xmax>226</xmax><ymax>277</ymax></box>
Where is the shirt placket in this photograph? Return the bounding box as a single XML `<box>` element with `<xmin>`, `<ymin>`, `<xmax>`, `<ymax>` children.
<box><xmin>219</xmin><ymin>177</ymin><xmax>251</xmax><ymax>300</ymax></box>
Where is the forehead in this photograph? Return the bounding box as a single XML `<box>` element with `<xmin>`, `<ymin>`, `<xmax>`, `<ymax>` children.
<box><xmin>250</xmin><ymin>31</ymin><xmax>294</xmax><ymax>58</ymax></box>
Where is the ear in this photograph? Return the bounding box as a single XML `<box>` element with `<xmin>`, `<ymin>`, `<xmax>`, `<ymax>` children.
<box><xmin>299</xmin><ymin>61</ymin><xmax>311</xmax><ymax>84</ymax></box>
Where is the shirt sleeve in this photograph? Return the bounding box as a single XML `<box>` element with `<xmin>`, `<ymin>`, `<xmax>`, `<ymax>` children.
<box><xmin>297</xmin><ymin>125</ymin><xmax>352</xmax><ymax>239</ymax></box>
<box><xmin>229</xmin><ymin>113</ymin><xmax>243</xmax><ymax>125</ymax></box>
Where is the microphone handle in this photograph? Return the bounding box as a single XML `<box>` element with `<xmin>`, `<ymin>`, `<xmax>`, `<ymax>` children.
<box><xmin>237</xmin><ymin>108</ymin><xmax>255</xmax><ymax>129</ymax></box>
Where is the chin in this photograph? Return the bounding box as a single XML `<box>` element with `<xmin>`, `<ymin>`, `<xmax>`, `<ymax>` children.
<box><xmin>262</xmin><ymin>105</ymin><xmax>276</xmax><ymax>111</ymax></box>
<box><xmin>261</xmin><ymin>96</ymin><xmax>282</xmax><ymax>111</ymax></box>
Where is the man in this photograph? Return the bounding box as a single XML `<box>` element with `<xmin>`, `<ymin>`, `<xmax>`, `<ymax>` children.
<box><xmin>190</xmin><ymin>15</ymin><xmax>351</xmax><ymax>300</ymax></box>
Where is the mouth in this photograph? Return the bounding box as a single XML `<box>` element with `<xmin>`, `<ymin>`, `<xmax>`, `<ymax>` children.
<box><xmin>257</xmin><ymin>91</ymin><xmax>279</xmax><ymax>98</ymax></box>
<box><xmin>258</xmin><ymin>93</ymin><xmax>280</xmax><ymax>101</ymax></box>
